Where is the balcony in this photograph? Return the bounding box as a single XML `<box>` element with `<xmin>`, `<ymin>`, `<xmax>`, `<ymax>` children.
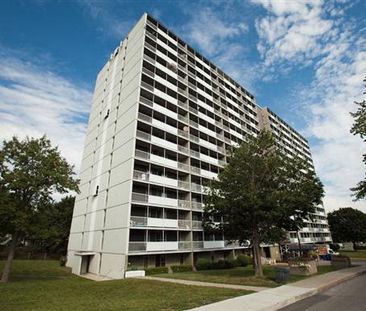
<box><xmin>178</xmin><ymin>219</ymin><xmax>191</xmax><ymax>229</ymax></box>
<box><xmin>147</xmin><ymin>218</ymin><xmax>178</xmax><ymax>228</ymax></box>
<box><xmin>203</xmin><ymin>241</ymin><xmax>225</xmax><ymax>249</ymax></box>
<box><xmin>192</xmin><ymin>220</ymin><xmax>203</xmax><ymax>229</ymax></box>
<box><xmin>147</xmin><ymin>241</ymin><xmax>178</xmax><ymax>252</ymax></box>
<box><xmin>148</xmin><ymin>195</ymin><xmax>178</xmax><ymax>207</ymax></box>
<box><xmin>178</xmin><ymin>241</ymin><xmax>191</xmax><ymax>250</ymax></box>
<box><xmin>192</xmin><ymin>241</ymin><xmax>204</xmax><ymax>249</ymax></box>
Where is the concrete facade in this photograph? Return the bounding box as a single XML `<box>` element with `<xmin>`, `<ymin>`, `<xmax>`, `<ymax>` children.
<box><xmin>67</xmin><ymin>13</ymin><xmax>330</xmax><ymax>278</ymax></box>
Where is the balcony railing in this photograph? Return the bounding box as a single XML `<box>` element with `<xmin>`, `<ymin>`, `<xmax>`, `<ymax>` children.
<box><xmin>178</xmin><ymin>199</ymin><xmax>191</xmax><ymax>209</ymax></box>
<box><xmin>178</xmin><ymin>219</ymin><xmax>191</xmax><ymax>229</ymax></box>
<box><xmin>132</xmin><ymin>192</ymin><xmax>148</xmax><ymax>203</ymax></box>
<box><xmin>192</xmin><ymin>220</ymin><xmax>203</xmax><ymax>229</ymax></box>
<box><xmin>129</xmin><ymin>242</ymin><xmax>146</xmax><ymax>252</ymax></box>
<box><xmin>178</xmin><ymin>241</ymin><xmax>191</xmax><ymax>250</ymax></box>
<box><xmin>130</xmin><ymin>216</ymin><xmax>147</xmax><ymax>227</ymax></box>
<box><xmin>192</xmin><ymin>241</ymin><xmax>204</xmax><ymax>249</ymax></box>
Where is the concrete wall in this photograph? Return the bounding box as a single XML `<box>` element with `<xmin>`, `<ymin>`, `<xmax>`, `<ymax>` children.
<box><xmin>67</xmin><ymin>13</ymin><xmax>147</xmax><ymax>279</ymax></box>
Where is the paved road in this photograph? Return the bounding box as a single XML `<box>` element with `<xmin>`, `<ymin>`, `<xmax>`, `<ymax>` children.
<box><xmin>279</xmin><ymin>272</ymin><xmax>366</xmax><ymax>311</ymax></box>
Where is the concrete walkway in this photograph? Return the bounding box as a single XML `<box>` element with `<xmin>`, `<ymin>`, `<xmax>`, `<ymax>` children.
<box><xmin>188</xmin><ymin>263</ymin><xmax>366</xmax><ymax>311</ymax></box>
<box><xmin>142</xmin><ymin>276</ymin><xmax>269</xmax><ymax>292</ymax></box>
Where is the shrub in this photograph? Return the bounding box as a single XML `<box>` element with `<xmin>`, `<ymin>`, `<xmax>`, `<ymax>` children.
<box><xmin>171</xmin><ymin>265</ymin><xmax>193</xmax><ymax>273</ymax></box>
<box><xmin>196</xmin><ymin>258</ymin><xmax>211</xmax><ymax>271</ymax></box>
<box><xmin>213</xmin><ymin>260</ymin><xmax>233</xmax><ymax>269</ymax></box>
<box><xmin>59</xmin><ymin>256</ymin><xmax>67</xmax><ymax>267</ymax></box>
<box><xmin>229</xmin><ymin>258</ymin><xmax>241</xmax><ymax>267</ymax></box>
<box><xmin>144</xmin><ymin>267</ymin><xmax>169</xmax><ymax>275</ymax></box>
<box><xmin>237</xmin><ymin>255</ymin><xmax>251</xmax><ymax>267</ymax></box>
<box><xmin>196</xmin><ymin>259</ymin><xmax>234</xmax><ymax>270</ymax></box>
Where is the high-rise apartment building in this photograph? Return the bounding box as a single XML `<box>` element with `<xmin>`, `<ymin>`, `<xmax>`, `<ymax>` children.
<box><xmin>67</xmin><ymin>13</ymin><xmax>331</xmax><ymax>278</ymax></box>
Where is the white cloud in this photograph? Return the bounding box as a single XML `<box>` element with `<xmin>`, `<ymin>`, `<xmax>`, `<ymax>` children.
<box><xmin>0</xmin><ymin>52</ymin><xmax>92</xmax><ymax>174</ymax></box>
<box><xmin>77</xmin><ymin>0</ymin><xmax>133</xmax><ymax>39</ymax></box>
<box><xmin>254</xmin><ymin>0</ymin><xmax>334</xmax><ymax>66</ymax></box>
<box><xmin>183</xmin><ymin>7</ymin><xmax>249</xmax><ymax>57</ymax></box>
<box><xmin>253</xmin><ymin>0</ymin><xmax>366</xmax><ymax>211</ymax></box>
<box><xmin>180</xmin><ymin>7</ymin><xmax>259</xmax><ymax>91</ymax></box>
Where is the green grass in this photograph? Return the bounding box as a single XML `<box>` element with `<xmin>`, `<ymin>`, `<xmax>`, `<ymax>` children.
<box><xmin>0</xmin><ymin>260</ymin><xmax>249</xmax><ymax>311</ymax></box>
<box><xmin>340</xmin><ymin>250</ymin><xmax>366</xmax><ymax>259</ymax></box>
<box><xmin>157</xmin><ymin>266</ymin><xmax>278</xmax><ymax>287</ymax></box>
<box><xmin>155</xmin><ymin>264</ymin><xmax>345</xmax><ymax>287</ymax></box>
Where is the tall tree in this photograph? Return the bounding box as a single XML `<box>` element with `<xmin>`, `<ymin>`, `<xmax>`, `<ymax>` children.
<box><xmin>31</xmin><ymin>196</ymin><xmax>75</xmax><ymax>255</ymax></box>
<box><xmin>327</xmin><ymin>207</ymin><xmax>366</xmax><ymax>250</ymax></box>
<box><xmin>204</xmin><ymin>130</ymin><xmax>324</xmax><ymax>277</ymax></box>
<box><xmin>350</xmin><ymin>77</ymin><xmax>366</xmax><ymax>200</ymax></box>
<box><xmin>0</xmin><ymin>136</ymin><xmax>79</xmax><ymax>282</ymax></box>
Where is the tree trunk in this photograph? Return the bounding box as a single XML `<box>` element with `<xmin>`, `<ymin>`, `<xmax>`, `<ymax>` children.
<box><xmin>252</xmin><ymin>231</ymin><xmax>263</xmax><ymax>277</ymax></box>
<box><xmin>1</xmin><ymin>233</ymin><xmax>18</xmax><ymax>283</ymax></box>
<box><xmin>353</xmin><ymin>241</ymin><xmax>357</xmax><ymax>252</ymax></box>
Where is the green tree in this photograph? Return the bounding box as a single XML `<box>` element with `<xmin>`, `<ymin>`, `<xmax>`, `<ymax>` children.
<box><xmin>31</xmin><ymin>196</ymin><xmax>75</xmax><ymax>256</ymax></box>
<box><xmin>204</xmin><ymin>131</ymin><xmax>324</xmax><ymax>277</ymax></box>
<box><xmin>350</xmin><ymin>77</ymin><xmax>366</xmax><ymax>200</ymax></box>
<box><xmin>0</xmin><ymin>136</ymin><xmax>79</xmax><ymax>282</ymax></box>
<box><xmin>327</xmin><ymin>207</ymin><xmax>366</xmax><ymax>250</ymax></box>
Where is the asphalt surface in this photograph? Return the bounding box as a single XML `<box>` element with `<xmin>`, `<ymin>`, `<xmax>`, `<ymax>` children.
<box><xmin>279</xmin><ymin>272</ymin><xmax>366</xmax><ymax>311</ymax></box>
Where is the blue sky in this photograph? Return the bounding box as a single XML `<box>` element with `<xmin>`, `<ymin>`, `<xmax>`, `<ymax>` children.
<box><xmin>0</xmin><ymin>0</ymin><xmax>365</xmax><ymax>211</ymax></box>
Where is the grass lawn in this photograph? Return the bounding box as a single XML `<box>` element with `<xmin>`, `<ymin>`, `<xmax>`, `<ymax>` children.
<box><xmin>155</xmin><ymin>264</ymin><xmax>344</xmax><ymax>288</ymax></box>
<box><xmin>0</xmin><ymin>260</ymin><xmax>249</xmax><ymax>311</ymax></box>
<box><xmin>340</xmin><ymin>250</ymin><xmax>366</xmax><ymax>259</ymax></box>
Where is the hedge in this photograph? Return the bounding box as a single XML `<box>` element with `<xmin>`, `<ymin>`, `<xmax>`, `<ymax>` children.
<box><xmin>170</xmin><ymin>265</ymin><xmax>193</xmax><ymax>273</ymax></box>
<box><xmin>144</xmin><ymin>267</ymin><xmax>169</xmax><ymax>275</ymax></box>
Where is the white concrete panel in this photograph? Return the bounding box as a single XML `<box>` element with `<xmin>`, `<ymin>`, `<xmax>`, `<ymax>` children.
<box><xmin>80</xmin><ymin>153</ymin><xmax>94</xmax><ymax>173</ymax></box>
<box><xmin>103</xmin><ymin>228</ymin><xmax>128</xmax><ymax>254</ymax></box>
<box><xmin>151</xmin><ymin>136</ymin><xmax>177</xmax><ymax>151</ymax></box>
<box><xmin>70</xmin><ymin>215</ymin><xmax>85</xmax><ymax>233</ymax></box>
<box><xmin>101</xmin><ymin>154</ymin><xmax>112</xmax><ymax>173</ymax></box>
<box><xmin>201</xmin><ymin>169</ymin><xmax>218</xmax><ymax>179</ymax></box>
<box><xmin>146</xmin><ymin>242</ymin><xmax>178</xmax><ymax>251</ymax></box>
<box><xmin>109</xmin><ymin>159</ymin><xmax>133</xmax><ymax>187</ymax></box>
<box><xmin>107</xmin><ymin>181</ymin><xmax>132</xmax><ymax>207</ymax></box>
<box><xmin>147</xmin><ymin>218</ymin><xmax>178</xmax><ymax>228</ymax></box>
<box><xmin>150</xmin><ymin>154</ymin><xmax>177</xmax><ymax>168</ymax></box>
<box><xmin>148</xmin><ymin>195</ymin><xmax>178</xmax><ymax>207</ymax></box>
<box><xmin>115</xmin><ymin>107</ymin><xmax>138</xmax><ymax>136</ymax></box>
<box><xmin>79</xmin><ymin>167</ymin><xmax>92</xmax><ymax>185</ymax></box>
<box><xmin>200</xmin><ymin>154</ymin><xmax>218</xmax><ymax>165</ymax></box>
<box><xmin>100</xmin><ymin>253</ymin><xmax>126</xmax><ymax>279</ymax></box>
<box><xmin>152</xmin><ymin>119</ymin><xmax>178</xmax><ymax>135</ymax></box>
<box><xmin>198</xmin><ymin>125</ymin><xmax>216</xmax><ymax>138</ymax></box>
<box><xmin>84</xmin><ymin>210</ymin><xmax>104</xmax><ymax>231</ymax></box>
<box><xmin>73</xmin><ymin>198</ymin><xmax>88</xmax><ymax>217</ymax></box>
<box><xmin>68</xmin><ymin>233</ymin><xmax>82</xmax><ymax>250</ymax></box>
<box><xmin>111</xmin><ymin>139</ymin><xmax>135</xmax><ymax>168</ymax></box>
<box><xmin>78</xmin><ymin>182</ymin><xmax>90</xmax><ymax>201</ymax></box>
<box><xmin>149</xmin><ymin>174</ymin><xmax>178</xmax><ymax>187</ymax></box>
<box><xmin>152</xmin><ymin>103</ymin><xmax>177</xmax><ymax>120</ymax></box>
<box><xmin>105</xmin><ymin>203</ymin><xmax>130</xmax><ymax>229</ymax></box>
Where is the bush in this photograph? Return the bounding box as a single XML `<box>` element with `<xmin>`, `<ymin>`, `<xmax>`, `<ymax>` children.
<box><xmin>196</xmin><ymin>259</ymin><xmax>234</xmax><ymax>270</ymax></box>
<box><xmin>212</xmin><ymin>260</ymin><xmax>233</xmax><ymax>269</ymax></box>
<box><xmin>59</xmin><ymin>256</ymin><xmax>67</xmax><ymax>267</ymax></box>
<box><xmin>229</xmin><ymin>258</ymin><xmax>241</xmax><ymax>267</ymax></box>
<box><xmin>144</xmin><ymin>267</ymin><xmax>169</xmax><ymax>275</ymax></box>
<box><xmin>196</xmin><ymin>258</ymin><xmax>211</xmax><ymax>271</ymax></box>
<box><xmin>171</xmin><ymin>265</ymin><xmax>193</xmax><ymax>273</ymax></box>
<box><xmin>237</xmin><ymin>255</ymin><xmax>251</xmax><ymax>267</ymax></box>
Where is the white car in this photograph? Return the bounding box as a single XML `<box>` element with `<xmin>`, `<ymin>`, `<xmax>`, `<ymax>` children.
<box><xmin>328</xmin><ymin>249</ymin><xmax>340</xmax><ymax>255</ymax></box>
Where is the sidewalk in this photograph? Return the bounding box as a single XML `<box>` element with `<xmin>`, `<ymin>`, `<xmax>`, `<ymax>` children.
<box><xmin>188</xmin><ymin>264</ymin><xmax>366</xmax><ymax>311</ymax></box>
<box><xmin>143</xmin><ymin>276</ymin><xmax>268</xmax><ymax>292</ymax></box>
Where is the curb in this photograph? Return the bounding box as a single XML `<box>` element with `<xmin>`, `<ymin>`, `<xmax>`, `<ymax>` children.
<box><xmin>272</xmin><ymin>266</ymin><xmax>366</xmax><ymax>310</ymax></box>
